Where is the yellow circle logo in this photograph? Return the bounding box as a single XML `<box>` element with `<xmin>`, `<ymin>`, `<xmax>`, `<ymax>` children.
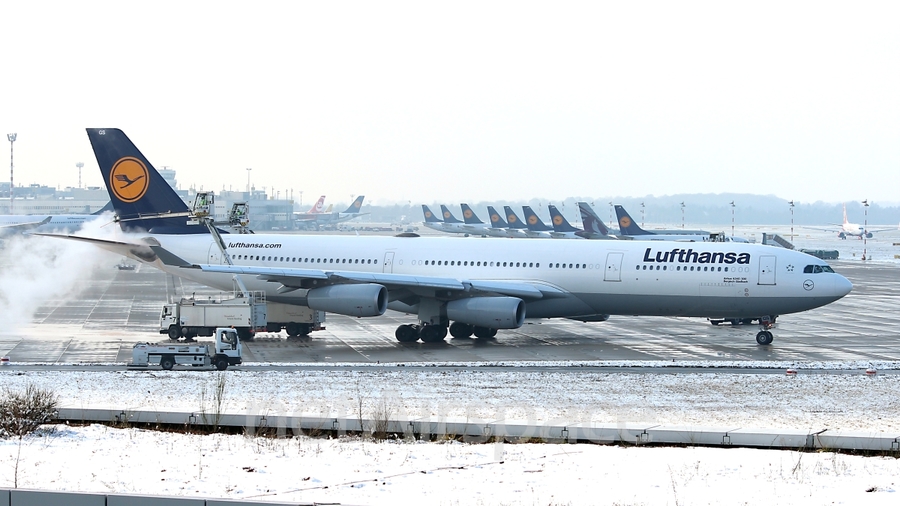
<box><xmin>443</xmin><ymin>211</ymin><xmax>452</xmax><ymax>219</ymax></box>
<box><xmin>491</xmin><ymin>214</ymin><xmax>500</xmax><ymax>223</ymax></box>
<box><xmin>528</xmin><ymin>216</ymin><xmax>538</xmax><ymax>225</ymax></box>
<box><xmin>425</xmin><ymin>211</ymin><xmax>433</xmax><ymax>219</ymax></box>
<box><xmin>110</xmin><ymin>157</ymin><xmax>149</xmax><ymax>203</ymax></box>
<box><xmin>619</xmin><ymin>216</ymin><xmax>632</xmax><ymax>228</ymax></box>
<box><xmin>508</xmin><ymin>214</ymin><xmax>517</xmax><ymax>223</ymax></box>
<box><xmin>464</xmin><ymin>209</ymin><xmax>473</xmax><ymax>218</ymax></box>
<box><xmin>553</xmin><ymin>216</ymin><xmax>563</xmax><ymax>225</ymax></box>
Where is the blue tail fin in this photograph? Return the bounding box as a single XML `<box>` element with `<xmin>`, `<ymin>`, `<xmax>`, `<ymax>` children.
<box><xmin>521</xmin><ymin>206</ymin><xmax>553</xmax><ymax>231</ymax></box>
<box><xmin>547</xmin><ymin>205</ymin><xmax>579</xmax><ymax>233</ymax></box>
<box><xmin>578</xmin><ymin>202</ymin><xmax>613</xmax><ymax>238</ymax></box>
<box><xmin>486</xmin><ymin>206</ymin><xmax>508</xmax><ymax>228</ymax></box>
<box><xmin>503</xmin><ymin>206</ymin><xmax>528</xmax><ymax>230</ymax></box>
<box><xmin>342</xmin><ymin>195</ymin><xmax>365</xmax><ymax>214</ymax></box>
<box><xmin>460</xmin><ymin>203</ymin><xmax>485</xmax><ymax>225</ymax></box>
<box><xmin>614</xmin><ymin>205</ymin><xmax>650</xmax><ymax>235</ymax></box>
<box><xmin>439</xmin><ymin>205</ymin><xmax>463</xmax><ymax>224</ymax></box>
<box><xmin>86</xmin><ymin>128</ymin><xmax>206</xmax><ymax>234</ymax></box>
<box><xmin>422</xmin><ymin>205</ymin><xmax>442</xmax><ymax>223</ymax></box>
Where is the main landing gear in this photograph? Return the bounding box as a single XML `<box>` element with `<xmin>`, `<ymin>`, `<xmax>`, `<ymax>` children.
<box><xmin>395</xmin><ymin>322</ymin><xmax>499</xmax><ymax>343</ymax></box>
<box><xmin>755</xmin><ymin>316</ymin><xmax>777</xmax><ymax>346</ymax></box>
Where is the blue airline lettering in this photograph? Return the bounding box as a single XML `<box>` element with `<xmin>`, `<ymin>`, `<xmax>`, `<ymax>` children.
<box><xmin>642</xmin><ymin>248</ymin><xmax>750</xmax><ymax>265</ymax></box>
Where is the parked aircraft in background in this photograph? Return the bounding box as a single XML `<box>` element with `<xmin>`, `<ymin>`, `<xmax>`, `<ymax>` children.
<box><xmin>460</xmin><ymin>204</ymin><xmax>506</xmax><ymax>237</ymax></box>
<box><xmin>546</xmin><ymin>205</ymin><xmax>585</xmax><ymax>239</ymax></box>
<box><xmin>521</xmin><ymin>206</ymin><xmax>554</xmax><ymax>238</ymax></box>
<box><xmin>577</xmin><ymin>202</ymin><xmax>618</xmax><ymax>240</ymax></box>
<box><xmin>615</xmin><ymin>205</ymin><xmax>710</xmax><ymax>236</ymax></box>
<box><xmin>829</xmin><ymin>203</ymin><xmax>894</xmax><ymax>239</ymax></box>
<box><xmin>421</xmin><ymin>204</ymin><xmax>472</xmax><ymax>235</ymax></box>
<box><xmin>0</xmin><ymin>202</ymin><xmax>114</xmax><ymax>236</ymax></box>
<box><xmin>295</xmin><ymin>196</ymin><xmax>368</xmax><ymax>229</ymax></box>
<box><xmin>487</xmin><ymin>205</ymin><xmax>526</xmax><ymax>238</ymax></box>
<box><xmin>293</xmin><ymin>196</ymin><xmax>327</xmax><ymax>223</ymax></box>
<box><xmin>46</xmin><ymin>128</ymin><xmax>853</xmax><ymax>347</ymax></box>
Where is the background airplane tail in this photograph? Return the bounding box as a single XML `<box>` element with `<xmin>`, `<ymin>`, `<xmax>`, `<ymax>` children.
<box><xmin>548</xmin><ymin>205</ymin><xmax>579</xmax><ymax>232</ymax></box>
<box><xmin>614</xmin><ymin>205</ymin><xmax>650</xmax><ymax>235</ymax></box>
<box><xmin>487</xmin><ymin>206</ymin><xmax>508</xmax><ymax>228</ymax></box>
<box><xmin>440</xmin><ymin>205</ymin><xmax>463</xmax><ymax>223</ymax></box>
<box><xmin>87</xmin><ymin>128</ymin><xmax>201</xmax><ymax>234</ymax></box>
<box><xmin>522</xmin><ymin>206</ymin><xmax>553</xmax><ymax>231</ymax></box>
<box><xmin>460</xmin><ymin>203</ymin><xmax>484</xmax><ymax>225</ymax></box>
<box><xmin>342</xmin><ymin>196</ymin><xmax>365</xmax><ymax>214</ymax></box>
<box><xmin>578</xmin><ymin>202</ymin><xmax>611</xmax><ymax>236</ymax></box>
<box><xmin>503</xmin><ymin>206</ymin><xmax>528</xmax><ymax>230</ymax></box>
<box><xmin>422</xmin><ymin>205</ymin><xmax>442</xmax><ymax>223</ymax></box>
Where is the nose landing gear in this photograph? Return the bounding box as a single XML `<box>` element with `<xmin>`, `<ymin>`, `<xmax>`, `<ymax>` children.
<box><xmin>755</xmin><ymin>316</ymin><xmax>776</xmax><ymax>345</ymax></box>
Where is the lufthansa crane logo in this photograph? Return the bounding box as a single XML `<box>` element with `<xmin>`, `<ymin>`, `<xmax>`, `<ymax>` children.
<box><xmin>491</xmin><ymin>214</ymin><xmax>500</xmax><ymax>223</ymax></box>
<box><xmin>553</xmin><ymin>216</ymin><xmax>563</xmax><ymax>225</ymax></box>
<box><xmin>803</xmin><ymin>280</ymin><xmax>814</xmax><ymax>291</ymax></box>
<box><xmin>424</xmin><ymin>211</ymin><xmax>433</xmax><ymax>219</ymax></box>
<box><xmin>464</xmin><ymin>209</ymin><xmax>473</xmax><ymax>219</ymax></box>
<box><xmin>508</xmin><ymin>214</ymin><xmax>518</xmax><ymax>223</ymax></box>
<box><xmin>443</xmin><ymin>211</ymin><xmax>451</xmax><ymax>219</ymax></box>
<box><xmin>619</xmin><ymin>216</ymin><xmax>632</xmax><ymax>228</ymax></box>
<box><xmin>528</xmin><ymin>216</ymin><xmax>538</xmax><ymax>225</ymax></box>
<box><xmin>110</xmin><ymin>157</ymin><xmax>149</xmax><ymax>203</ymax></box>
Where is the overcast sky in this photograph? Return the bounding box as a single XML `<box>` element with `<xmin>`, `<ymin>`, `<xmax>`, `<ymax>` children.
<box><xmin>1</xmin><ymin>1</ymin><xmax>897</xmax><ymax>207</ymax></box>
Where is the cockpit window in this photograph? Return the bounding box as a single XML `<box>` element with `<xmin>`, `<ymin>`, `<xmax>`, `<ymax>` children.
<box><xmin>821</xmin><ymin>265</ymin><xmax>834</xmax><ymax>273</ymax></box>
<box><xmin>804</xmin><ymin>264</ymin><xmax>832</xmax><ymax>273</ymax></box>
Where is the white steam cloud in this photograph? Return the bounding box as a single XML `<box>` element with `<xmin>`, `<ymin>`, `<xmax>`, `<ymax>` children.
<box><xmin>0</xmin><ymin>213</ymin><xmax>126</xmax><ymax>333</ymax></box>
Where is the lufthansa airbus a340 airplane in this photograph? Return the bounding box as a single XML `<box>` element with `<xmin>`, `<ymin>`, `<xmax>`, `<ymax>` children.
<box><xmin>46</xmin><ymin>129</ymin><xmax>852</xmax><ymax>346</ymax></box>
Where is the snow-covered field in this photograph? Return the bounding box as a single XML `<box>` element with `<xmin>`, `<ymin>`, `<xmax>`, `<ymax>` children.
<box><xmin>2</xmin><ymin>367</ymin><xmax>900</xmax><ymax>505</ymax></box>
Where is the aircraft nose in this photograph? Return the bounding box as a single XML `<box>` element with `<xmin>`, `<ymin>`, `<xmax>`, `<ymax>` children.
<box><xmin>834</xmin><ymin>275</ymin><xmax>853</xmax><ymax>298</ymax></box>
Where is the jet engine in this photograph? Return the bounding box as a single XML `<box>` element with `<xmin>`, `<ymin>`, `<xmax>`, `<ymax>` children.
<box><xmin>307</xmin><ymin>283</ymin><xmax>388</xmax><ymax>317</ymax></box>
<box><xmin>446</xmin><ymin>297</ymin><xmax>525</xmax><ymax>329</ymax></box>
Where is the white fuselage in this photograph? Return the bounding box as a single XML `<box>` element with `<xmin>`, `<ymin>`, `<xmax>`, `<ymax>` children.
<box><xmin>115</xmin><ymin>233</ymin><xmax>851</xmax><ymax>321</ymax></box>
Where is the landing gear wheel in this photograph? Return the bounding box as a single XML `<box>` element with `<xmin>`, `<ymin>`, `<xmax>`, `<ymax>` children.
<box><xmin>160</xmin><ymin>356</ymin><xmax>175</xmax><ymax>371</ymax></box>
<box><xmin>449</xmin><ymin>322</ymin><xmax>474</xmax><ymax>339</ymax></box>
<box><xmin>395</xmin><ymin>324</ymin><xmax>419</xmax><ymax>343</ymax></box>
<box><xmin>473</xmin><ymin>326</ymin><xmax>497</xmax><ymax>338</ymax></box>
<box><xmin>167</xmin><ymin>326</ymin><xmax>182</xmax><ymax>340</ymax></box>
<box><xmin>215</xmin><ymin>358</ymin><xmax>229</xmax><ymax>371</ymax></box>
<box><xmin>420</xmin><ymin>324</ymin><xmax>448</xmax><ymax>343</ymax></box>
<box><xmin>755</xmin><ymin>331</ymin><xmax>774</xmax><ymax>345</ymax></box>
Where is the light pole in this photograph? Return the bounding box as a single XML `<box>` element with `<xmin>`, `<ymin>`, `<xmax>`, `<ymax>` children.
<box><xmin>299</xmin><ymin>190</ymin><xmax>303</xmax><ymax>207</ymax></box>
<box><xmin>640</xmin><ymin>202</ymin><xmax>645</xmax><ymax>228</ymax></box>
<box><xmin>862</xmin><ymin>199</ymin><xmax>869</xmax><ymax>261</ymax></box>
<box><xmin>7</xmin><ymin>133</ymin><xmax>16</xmax><ymax>213</ymax></box>
<box><xmin>730</xmin><ymin>201</ymin><xmax>735</xmax><ymax>237</ymax></box>
<box><xmin>680</xmin><ymin>202</ymin><xmax>685</xmax><ymax>229</ymax></box>
<box><xmin>608</xmin><ymin>201</ymin><xmax>613</xmax><ymax>225</ymax></box>
<box><xmin>245</xmin><ymin>168</ymin><xmax>252</xmax><ymax>194</ymax></box>
<box><xmin>789</xmin><ymin>200</ymin><xmax>795</xmax><ymax>242</ymax></box>
<box><xmin>76</xmin><ymin>162</ymin><xmax>84</xmax><ymax>189</ymax></box>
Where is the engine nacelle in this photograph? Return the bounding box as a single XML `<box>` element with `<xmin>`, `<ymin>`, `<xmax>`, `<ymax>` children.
<box><xmin>446</xmin><ymin>297</ymin><xmax>525</xmax><ymax>329</ymax></box>
<box><xmin>307</xmin><ymin>284</ymin><xmax>388</xmax><ymax>317</ymax></box>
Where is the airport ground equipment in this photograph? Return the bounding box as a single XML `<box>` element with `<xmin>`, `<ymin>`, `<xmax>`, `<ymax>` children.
<box><xmin>159</xmin><ymin>291</ymin><xmax>267</xmax><ymax>340</ymax></box>
<box><xmin>132</xmin><ymin>327</ymin><xmax>242</xmax><ymax>371</ymax></box>
<box><xmin>265</xmin><ymin>301</ymin><xmax>326</xmax><ymax>336</ymax></box>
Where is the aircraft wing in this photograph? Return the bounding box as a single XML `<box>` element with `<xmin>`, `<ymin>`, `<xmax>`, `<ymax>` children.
<box><xmin>33</xmin><ymin>233</ymin><xmax>158</xmax><ymax>261</ymax></box>
<box><xmin>0</xmin><ymin>216</ymin><xmax>52</xmax><ymax>232</ymax></box>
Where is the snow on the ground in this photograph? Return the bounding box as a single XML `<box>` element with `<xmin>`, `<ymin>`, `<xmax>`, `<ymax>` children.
<box><xmin>1</xmin><ymin>424</ymin><xmax>898</xmax><ymax>505</ymax></box>
<box><xmin>2</xmin><ymin>367</ymin><xmax>899</xmax><ymax>431</ymax></box>
<box><xmin>2</xmin><ymin>367</ymin><xmax>900</xmax><ymax>505</ymax></box>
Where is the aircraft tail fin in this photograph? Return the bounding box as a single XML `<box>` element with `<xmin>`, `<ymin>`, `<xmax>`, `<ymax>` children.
<box><xmin>614</xmin><ymin>205</ymin><xmax>651</xmax><ymax>235</ymax></box>
<box><xmin>487</xmin><ymin>206</ymin><xmax>508</xmax><ymax>228</ymax></box>
<box><xmin>342</xmin><ymin>195</ymin><xmax>365</xmax><ymax>214</ymax></box>
<box><xmin>460</xmin><ymin>203</ymin><xmax>484</xmax><ymax>225</ymax></box>
<box><xmin>503</xmin><ymin>206</ymin><xmax>528</xmax><ymax>230</ymax></box>
<box><xmin>522</xmin><ymin>206</ymin><xmax>553</xmax><ymax>231</ymax></box>
<box><xmin>307</xmin><ymin>196</ymin><xmax>326</xmax><ymax>214</ymax></box>
<box><xmin>548</xmin><ymin>205</ymin><xmax>579</xmax><ymax>233</ymax></box>
<box><xmin>578</xmin><ymin>202</ymin><xmax>612</xmax><ymax>237</ymax></box>
<box><xmin>86</xmin><ymin>128</ymin><xmax>206</xmax><ymax>234</ymax></box>
<box><xmin>842</xmin><ymin>203</ymin><xmax>848</xmax><ymax>225</ymax></box>
<box><xmin>422</xmin><ymin>205</ymin><xmax>442</xmax><ymax>223</ymax></box>
<box><xmin>440</xmin><ymin>205</ymin><xmax>463</xmax><ymax>223</ymax></box>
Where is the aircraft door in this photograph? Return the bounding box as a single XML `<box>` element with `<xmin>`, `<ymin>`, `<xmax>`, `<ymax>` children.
<box><xmin>383</xmin><ymin>252</ymin><xmax>395</xmax><ymax>273</ymax></box>
<box><xmin>604</xmin><ymin>252</ymin><xmax>624</xmax><ymax>282</ymax></box>
<box><xmin>208</xmin><ymin>244</ymin><xmax>223</xmax><ymax>265</ymax></box>
<box><xmin>758</xmin><ymin>255</ymin><xmax>776</xmax><ymax>285</ymax></box>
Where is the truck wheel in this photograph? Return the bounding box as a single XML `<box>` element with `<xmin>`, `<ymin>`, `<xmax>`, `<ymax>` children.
<box><xmin>160</xmin><ymin>356</ymin><xmax>175</xmax><ymax>371</ymax></box>
<box><xmin>167</xmin><ymin>326</ymin><xmax>182</xmax><ymax>340</ymax></box>
<box><xmin>215</xmin><ymin>358</ymin><xmax>228</xmax><ymax>371</ymax></box>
